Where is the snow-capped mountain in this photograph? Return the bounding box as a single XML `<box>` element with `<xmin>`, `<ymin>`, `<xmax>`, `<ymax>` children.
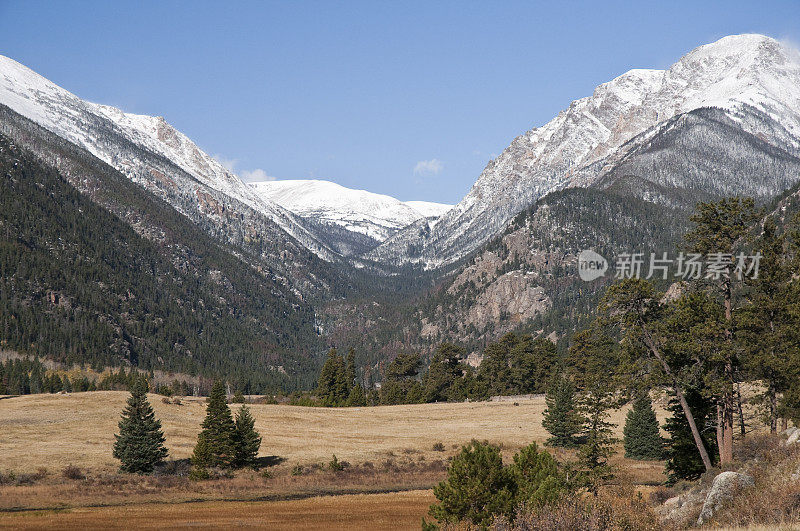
<box><xmin>249</xmin><ymin>179</ymin><xmax>451</xmax><ymax>255</ymax></box>
<box><xmin>368</xmin><ymin>34</ymin><xmax>800</xmax><ymax>268</ymax></box>
<box><xmin>0</xmin><ymin>54</ymin><xmax>341</xmax><ymax>267</ymax></box>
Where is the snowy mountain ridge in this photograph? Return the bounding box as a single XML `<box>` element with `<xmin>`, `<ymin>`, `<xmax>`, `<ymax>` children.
<box><xmin>367</xmin><ymin>34</ymin><xmax>800</xmax><ymax>268</ymax></box>
<box><xmin>0</xmin><ymin>53</ymin><xmax>343</xmax><ymax>262</ymax></box>
<box><xmin>249</xmin><ymin>179</ymin><xmax>451</xmax><ymax>243</ymax></box>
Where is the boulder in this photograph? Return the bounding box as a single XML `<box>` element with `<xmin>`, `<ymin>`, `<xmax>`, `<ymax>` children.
<box><xmin>782</xmin><ymin>426</ymin><xmax>797</xmax><ymax>437</ymax></box>
<box><xmin>697</xmin><ymin>471</ymin><xmax>754</xmax><ymax>526</ymax></box>
<box><xmin>786</xmin><ymin>430</ymin><xmax>800</xmax><ymax>446</ymax></box>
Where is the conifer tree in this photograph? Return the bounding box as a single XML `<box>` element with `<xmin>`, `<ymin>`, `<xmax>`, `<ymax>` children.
<box><xmin>664</xmin><ymin>387</ymin><xmax>718</xmax><ymax>482</ymax></box>
<box><xmin>428</xmin><ymin>440</ymin><xmax>515</xmax><ymax>528</ymax></box>
<box><xmin>542</xmin><ymin>375</ymin><xmax>583</xmax><ymax>447</ymax></box>
<box><xmin>192</xmin><ymin>380</ymin><xmax>236</xmax><ymax>468</ymax></box>
<box><xmin>623</xmin><ymin>394</ymin><xmax>663</xmax><ymax>460</ymax></box>
<box><xmin>422</xmin><ymin>342</ymin><xmax>465</xmax><ymax>402</ymax></box>
<box><xmin>684</xmin><ymin>197</ymin><xmax>758</xmax><ymax>464</ymax></box>
<box><xmin>231</xmin><ymin>405</ymin><xmax>261</xmax><ymax>469</ymax></box>
<box><xmin>345</xmin><ymin>348</ymin><xmax>357</xmax><ymax>387</ymax></box>
<box><xmin>113</xmin><ymin>377</ymin><xmax>168</xmax><ymax>473</ymax></box>
<box><xmin>346</xmin><ymin>381</ymin><xmax>367</xmax><ymax>407</ymax></box>
<box><xmin>316</xmin><ymin>348</ymin><xmax>348</xmax><ymax>406</ymax></box>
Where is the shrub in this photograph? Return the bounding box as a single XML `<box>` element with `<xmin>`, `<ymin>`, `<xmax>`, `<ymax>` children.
<box><xmin>62</xmin><ymin>464</ymin><xmax>85</xmax><ymax>480</ymax></box>
<box><xmin>510</xmin><ymin>443</ymin><xmax>565</xmax><ymax>508</ymax></box>
<box><xmin>328</xmin><ymin>454</ymin><xmax>344</xmax><ymax>471</ymax></box>
<box><xmin>291</xmin><ymin>464</ymin><xmax>304</xmax><ymax>476</ymax></box>
<box><xmin>496</xmin><ymin>490</ymin><xmax>659</xmax><ymax>530</ymax></box>
<box><xmin>188</xmin><ymin>466</ymin><xmax>210</xmax><ymax>481</ymax></box>
<box><xmin>433</xmin><ymin>442</ymin><xmax>446</xmax><ymax>452</ymax></box>
<box><xmin>429</xmin><ymin>440</ymin><xmax>515</xmax><ymax>528</ymax></box>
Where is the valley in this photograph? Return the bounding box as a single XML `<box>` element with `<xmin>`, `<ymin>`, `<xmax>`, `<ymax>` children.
<box><xmin>2</xmin><ymin>21</ymin><xmax>800</xmax><ymax>528</ymax></box>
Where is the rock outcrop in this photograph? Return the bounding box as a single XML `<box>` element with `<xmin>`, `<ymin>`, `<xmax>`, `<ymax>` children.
<box><xmin>696</xmin><ymin>471</ymin><xmax>755</xmax><ymax>526</ymax></box>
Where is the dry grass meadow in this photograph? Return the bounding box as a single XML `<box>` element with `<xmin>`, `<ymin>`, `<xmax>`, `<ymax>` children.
<box><xmin>0</xmin><ymin>391</ymin><xmax>668</xmax><ymax>472</ymax></box>
<box><xmin>0</xmin><ymin>391</ymin><xmax>670</xmax><ymax>528</ymax></box>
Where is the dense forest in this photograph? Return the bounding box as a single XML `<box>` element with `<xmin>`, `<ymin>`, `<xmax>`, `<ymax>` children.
<box><xmin>0</xmin><ymin>133</ymin><xmax>322</xmax><ymax>393</ymax></box>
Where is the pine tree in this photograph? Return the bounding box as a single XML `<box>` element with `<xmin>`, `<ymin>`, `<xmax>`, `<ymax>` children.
<box><xmin>664</xmin><ymin>387</ymin><xmax>718</xmax><ymax>482</ymax></box>
<box><xmin>542</xmin><ymin>375</ymin><xmax>583</xmax><ymax>447</ymax></box>
<box><xmin>422</xmin><ymin>342</ymin><xmax>465</xmax><ymax>402</ymax></box>
<box><xmin>623</xmin><ymin>394</ymin><xmax>663</xmax><ymax>460</ymax></box>
<box><xmin>316</xmin><ymin>348</ymin><xmax>348</xmax><ymax>406</ymax></box>
<box><xmin>231</xmin><ymin>405</ymin><xmax>261</xmax><ymax>469</ymax></box>
<box><xmin>429</xmin><ymin>440</ymin><xmax>515</xmax><ymax>528</ymax></box>
<box><xmin>346</xmin><ymin>382</ymin><xmax>367</xmax><ymax>407</ymax></box>
<box><xmin>345</xmin><ymin>348</ymin><xmax>357</xmax><ymax>387</ymax></box>
<box><xmin>113</xmin><ymin>377</ymin><xmax>168</xmax><ymax>473</ymax></box>
<box><xmin>192</xmin><ymin>380</ymin><xmax>236</xmax><ymax>468</ymax></box>
<box><xmin>684</xmin><ymin>197</ymin><xmax>758</xmax><ymax>464</ymax></box>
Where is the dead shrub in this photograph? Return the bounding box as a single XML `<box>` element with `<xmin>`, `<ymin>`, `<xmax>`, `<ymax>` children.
<box><xmin>62</xmin><ymin>464</ymin><xmax>85</xmax><ymax>480</ymax></box>
<box><xmin>494</xmin><ymin>490</ymin><xmax>659</xmax><ymax>530</ymax></box>
<box><xmin>649</xmin><ymin>485</ymin><xmax>673</xmax><ymax>506</ymax></box>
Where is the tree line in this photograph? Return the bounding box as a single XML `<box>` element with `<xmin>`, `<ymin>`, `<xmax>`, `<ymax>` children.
<box><xmin>312</xmin><ymin>333</ymin><xmax>559</xmax><ymax>407</ymax></box>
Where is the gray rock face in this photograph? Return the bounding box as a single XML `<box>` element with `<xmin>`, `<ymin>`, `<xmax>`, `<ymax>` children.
<box><xmin>696</xmin><ymin>471</ymin><xmax>755</xmax><ymax>526</ymax></box>
<box><xmin>786</xmin><ymin>429</ymin><xmax>800</xmax><ymax>446</ymax></box>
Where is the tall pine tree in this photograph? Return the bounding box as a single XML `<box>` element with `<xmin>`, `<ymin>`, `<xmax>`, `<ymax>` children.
<box><xmin>623</xmin><ymin>394</ymin><xmax>663</xmax><ymax>460</ymax></box>
<box><xmin>113</xmin><ymin>377</ymin><xmax>168</xmax><ymax>473</ymax></box>
<box><xmin>192</xmin><ymin>380</ymin><xmax>236</xmax><ymax>468</ymax></box>
<box><xmin>542</xmin><ymin>375</ymin><xmax>583</xmax><ymax>448</ymax></box>
<box><xmin>231</xmin><ymin>405</ymin><xmax>262</xmax><ymax>468</ymax></box>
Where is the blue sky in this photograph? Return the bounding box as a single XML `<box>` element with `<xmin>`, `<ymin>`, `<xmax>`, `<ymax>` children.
<box><xmin>2</xmin><ymin>1</ymin><xmax>799</xmax><ymax>204</ymax></box>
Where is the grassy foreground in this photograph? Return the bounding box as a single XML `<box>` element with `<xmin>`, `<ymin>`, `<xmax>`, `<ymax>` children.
<box><xmin>0</xmin><ymin>392</ymin><xmax>668</xmax><ymax>528</ymax></box>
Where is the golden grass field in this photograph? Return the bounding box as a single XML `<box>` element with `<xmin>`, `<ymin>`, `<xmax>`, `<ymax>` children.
<box><xmin>0</xmin><ymin>391</ymin><xmax>669</xmax><ymax>529</ymax></box>
<box><xmin>0</xmin><ymin>391</ymin><xmax>667</xmax><ymax>472</ymax></box>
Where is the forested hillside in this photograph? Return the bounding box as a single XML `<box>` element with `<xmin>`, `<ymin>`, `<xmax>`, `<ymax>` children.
<box><xmin>0</xmin><ymin>132</ymin><xmax>322</xmax><ymax>393</ymax></box>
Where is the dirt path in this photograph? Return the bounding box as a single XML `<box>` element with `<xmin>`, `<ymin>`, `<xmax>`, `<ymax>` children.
<box><xmin>0</xmin><ymin>489</ymin><xmax>436</xmax><ymax>530</ymax></box>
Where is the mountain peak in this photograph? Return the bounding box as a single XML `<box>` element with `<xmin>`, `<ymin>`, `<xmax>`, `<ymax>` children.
<box><xmin>368</xmin><ymin>34</ymin><xmax>800</xmax><ymax>268</ymax></box>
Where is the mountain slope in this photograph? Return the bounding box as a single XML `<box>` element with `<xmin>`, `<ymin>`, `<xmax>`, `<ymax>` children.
<box><xmin>0</xmin><ymin>54</ymin><xmax>350</xmax><ymax>297</ymax></box>
<box><xmin>250</xmin><ymin>179</ymin><xmax>451</xmax><ymax>256</ymax></box>
<box><xmin>0</xmin><ymin>123</ymin><xmax>322</xmax><ymax>392</ymax></box>
<box><xmin>368</xmin><ymin>34</ymin><xmax>800</xmax><ymax>268</ymax></box>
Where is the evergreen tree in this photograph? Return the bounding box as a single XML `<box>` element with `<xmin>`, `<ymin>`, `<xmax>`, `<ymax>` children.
<box><xmin>316</xmin><ymin>348</ymin><xmax>348</xmax><ymax>406</ymax></box>
<box><xmin>112</xmin><ymin>377</ymin><xmax>168</xmax><ymax>473</ymax></box>
<box><xmin>422</xmin><ymin>342</ymin><xmax>465</xmax><ymax>402</ymax></box>
<box><xmin>231</xmin><ymin>405</ymin><xmax>261</xmax><ymax>469</ymax></box>
<box><xmin>739</xmin><ymin>216</ymin><xmax>798</xmax><ymax>433</ymax></box>
<box><xmin>623</xmin><ymin>394</ymin><xmax>663</xmax><ymax>460</ymax></box>
<box><xmin>542</xmin><ymin>375</ymin><xmax>583</xmax><ymax>447</ymax></box>
<box><xmin>510</xmin><ymin>442</ymin><xmax>565</xmax><ymax>508</ymax></box>
<box><xmin>684</xmin><ymin>197</ymin><xmax>758</xmax><ymax>465</ymax></box>
<box><xmin>192</xmin><ymin>380</ymin><xmax>236</xmax><ymax>468</ymax></box>
<box><xmin>345</xmin><ymin>348</ymin><xmax>357</xmax><ymax>387</ymax></box>
<box><xmin>380</xmin><ymin>353</ymin><xmax>423</xmax><ymax>405</ymax></box>
<box><xmin>346</xmin><ymin>382</ymin><xmax>367</xmax><ymax>407</ymax></box>
<box><xmin>664</xmin><ymin>387</ymin><xmax>718</xmax><ymax>482</ymax></box>
<box><xmin>428</xmin><ymin>440</ymin><xmax>515</xmax><ymax>528</ymax></box>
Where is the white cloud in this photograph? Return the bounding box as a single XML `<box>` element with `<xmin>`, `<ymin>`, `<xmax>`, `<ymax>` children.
<box><xmin>213</xmin><ymin>154</ymin><xmax>238</xmax><ymax>172</ymax></box>
<box><xmin>213</xmin><ymin>154</ymin><xmax>274</xmax><ymax>182</ymax></box>
<box><xmin>413</xmin><ymin>158</ymin><xmax>443</xmax><ymax>176</ymax></box>
<box><xmin>240</xmin><ymin>169</ymin><xmax>274</xmax><ymax>182</ymax></box>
